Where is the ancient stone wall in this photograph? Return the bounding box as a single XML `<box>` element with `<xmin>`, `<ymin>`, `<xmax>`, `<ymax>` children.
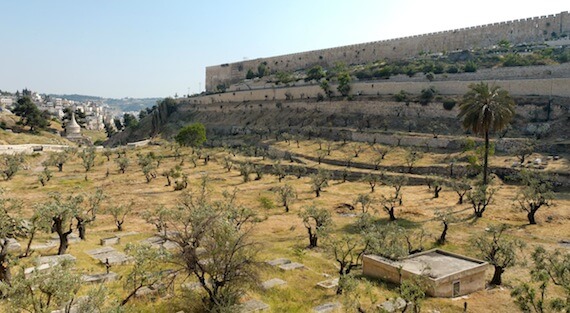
<box><xmin>194</xmin><ymin>63</ymin><xmax>570</xmax><ymax>104</ymax></box>
<box><xmin>206</xmin><ymin>11</ymin><xmax>570</xmax><ymax>91</ymax></box>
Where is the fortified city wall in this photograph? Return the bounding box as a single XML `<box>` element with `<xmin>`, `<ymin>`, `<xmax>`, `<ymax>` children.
<box><xmin>192</xmin><ymin>63</ymin><xmax>570</xmax><ymax>104</ymax></box>
<box><xmin>205</xmin><ymin>11</ymin><xmax>570</xmax><ymax>91</ymax></box>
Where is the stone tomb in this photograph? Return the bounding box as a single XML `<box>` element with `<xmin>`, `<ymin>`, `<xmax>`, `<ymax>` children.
<box><xmin>25</xmin><ymin>254</ymin><xmax>76</xmax><ymax>277</ymax></box>
<box><xmin>261</xmin><ymin>278</ymin><xmax>287</xmax><ymax>290</ymax></box>
<box><xmin>1</xmin><ymin>238</ymin><xmax>22</xmax><ymax>254</ymax></box>
<box><xmin>86</xmin><ymin>246</ymin><xmax>132</xmax><ymax>265</ymax></box>
<box><xmin>140</xmin><ymin>236</ymin><xmax>178</xmax><ymax>250</ymax></box>
<box><xmin>81</xmin><ymin>272</ymin><xmax>118</xmax><ymax>284</ymax></box>
<box><xmin>100</xmin><ymin>236</ymin><xmax>120</xmax><ymax>246</ymax></box>
<box><xmin>316</xmin><ymin>278</ymin><xmax>339</xmax><ymax>289</ymax></box>
<box><xmin>313</xmin><ymin>302</ymin><xmax>342</xmax><ymax>312</ymax></box>
<box><xmin>278</xmin><ymin>262</ymin><xmax>304</xmax><ymax>271</ymax></box>
<box><xmin>240</xmin><ymin>299</ymin><xmax>270</xmax><ymax>312</ymax></box>
<box><xmin>378</xmin><ymin>298</ymin><xmax>407</xmax><ymax>313</ymax></box>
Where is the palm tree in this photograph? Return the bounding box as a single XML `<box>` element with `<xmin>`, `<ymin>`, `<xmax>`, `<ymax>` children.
<box><xmin>458</xmin><ymin>82</ymin><xmax>515</xmax><ymax>185</ymax></box>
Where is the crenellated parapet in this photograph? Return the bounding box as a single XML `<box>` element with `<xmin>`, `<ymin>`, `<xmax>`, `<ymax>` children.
<box><xmin>206</xmin><ymin>11</ymin><xmax>570</xmax><ymax>91</ymax></box>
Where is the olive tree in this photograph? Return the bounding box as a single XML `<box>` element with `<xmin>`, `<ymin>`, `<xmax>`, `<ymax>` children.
<box><xmin>299</xmin><ymin>206</ymin><xmax>333</xmax><ymax>248</ymax></box>
<box><xmin>468</xmin><ymin>183</ymin><xmax>496</xmax><ymax>218</ymax></box>
<box><xmin>159</xmin><ymin>188</ymin><xmax>260</xmax><ymax>311</ymax></box>
<box><xmin>0</xmin><ymin>260</ymin><xmax>81</xmax><ymax>313</ymax></box>
<box><xmin>120</xmin><ymin>243</ymin><xmax>173</xmax><ymax>306</ymax></box>
<box><xmin>78</xmin><ymin>147</ymin><xmax>96</xmax><ymax>172</ymax></box>
<box><xmin>274</xmin><ymin>184</ymin><xmax>296</xmax><ymax>213</ymax></box>
<box><xmin>75</xmin><ymin>188</ymin><xmax>107</xmax><ymax>240</ymax></box>
<box><xmin>0</xmin><ymin>190</ymin><xmax>24</xmax><ymax>285</ymax></box>
<box><xmin>1</xmin><ymin>154</ymin><xmax>25</xmax><ymax>180</ymax></box>
<box><xmin>326</xmin><ymin>235</ymin><xmax>369</xmax><ymax>295</ymax></box>
<box><xmin>105</xmin><ymin>202</ymin><xmax>133</xmax><ymax>232</ymax></box>
<box><xmin>34</xmin><ymin>193</ymin><xmax>83</xmax><ymax>255</ymax></box>
<box><xmin>472</xmin><ymin>225</ymin><xmax>525</xmax><ymax>285</ymax></box>
<box><xmin>515</xmin><ymin>170</ymin><xmax>554</xmax><ymax>225</ymax></box>
<box><xmin>310</xmin><ymin>169</ymin><xmax>330</xmax><ymax>198</ymax></box>
<box><xmin>511</xmin><ymin>246</ymin><xmax>570</xmax><ymax>313</ymax></box>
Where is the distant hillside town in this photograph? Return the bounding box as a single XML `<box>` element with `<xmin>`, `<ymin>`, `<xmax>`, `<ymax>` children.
<box><xmin>0</xmin><ymin>89</ymin><xmax>117</xmax><ymax>131</ymax></box>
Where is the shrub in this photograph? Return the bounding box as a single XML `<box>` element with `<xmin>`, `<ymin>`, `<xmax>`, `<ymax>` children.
<box><xmin>464</xmin><ymin>60</ymin><xmax>478</xmax><ymax>72</ymax></box>
<box><xmin>446</xmin><ymin>65</ymin><xmax>459</xmax><ymax>73</ymax></box>
<box><xmin>245</xmin><ymin>69</ymin><xmax>255</xmax><ymax>79</ymax></box>
<box><xmin>394</xmin><ymin>90</ymin><xmax>408</xmax><ymax>102</ymax></box>
<box><xmin>419</xmin><ymin>87</ymin><xmax>436</xmax><ymax>105</ymax></box>
<box><xmin>258</xmin><ymin>196</ymin><xmax>275</xmax><ymax>210</ymax></box>
<box><xmin>442</xmin><ymin>100</ymin><xmax>456</xmax><ymax>110</ymax></box>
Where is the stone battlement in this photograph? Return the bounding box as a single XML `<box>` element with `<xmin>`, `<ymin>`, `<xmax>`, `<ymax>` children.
<box><xmin>206</xmin><ymin>11</ymin><xmax>570</xmax><ymax>91</ymax></box>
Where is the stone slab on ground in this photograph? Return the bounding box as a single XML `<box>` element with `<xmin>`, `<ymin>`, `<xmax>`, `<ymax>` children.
<box><xmin>261</xmin><ymin>278</ymin><xmax>287</xmax><ymax>290</ymax></box>
<box><xmin>378</xmin><ymin>298</ymin><xmax>407</xmax><ymax>313</ymax></box>
<box><xmin>140</xmin><ymin>236</ymin><xmax>178</xmax><ymax>250</ymax></box>
<box><xmin>86</xmin><ymin>246</ymin><xmax>132</xmax><ymax>265</ymax></box>
<box><xmin>313</xmin><ymin>302</ymin><xmax>342</xmax><ymax>312</ymax></box>
<box><xmin>81</xmin><ymin>272</ymin><xmax>118</xmax><ymax>284</ymax></box>
<box><xmin>560</xmin><ymin>240</ymin><xmax>570</xmax><ymax>248</ymax></box>
<box><xmin>100</xmin><ymin>236</ymin><xmax>120</xmax><ymax>246</ymax></box>
<box><xmin>38</xmin><ymin>254</ymin><xmax>76</xmax><ymax>266</ymax></box>
<box><xmin>279</xmin><ymin>262</ymin><xmax>304</xmax><ymax>271</ymax></box>
<box><xmin>86</xmin><ymin>246</ymin><xmax>115</xmax><ymax>256</ymax></box>
<box><xmin>1</xmin><ymin>238</ymin><xmax>22</xmax><ymax>254</ymax></box>
<box><xmin>266</xmin><ymin>258</ymin><xmax>291</xmax><ymax>266</ymax></box>
<box><xmin>240</xmin><ymin>299</ymin><xmax>270</xmax><ymax>312</ymax></box>
<box><xmin>135</xmin><ymin>286</ymin><xmax>157</xmax><ymax>297</ymax></box>
<box><xmin>24</xmin><ymin>263</ymin><xmax>51</xmax><ymax>277</ymax></box>
<box><xmin>30</xmin><ymin>241</ymin><xmax>58</xmax><ymax>250</ymax></box>
<box><xmin>316</xmin><ymin>278</ymin><xmax>339</xmax><ymax>289</ymax></box>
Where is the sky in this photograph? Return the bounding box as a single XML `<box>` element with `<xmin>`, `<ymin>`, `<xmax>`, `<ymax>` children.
<box><xmin>0</xmin><ymin>1</ymin><xmax>568</xmax><ymax>99</ymax></box>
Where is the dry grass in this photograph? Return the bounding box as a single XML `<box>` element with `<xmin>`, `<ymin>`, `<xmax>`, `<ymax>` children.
<box><xmin>0</xmin><ymin>139</ymin><xmax>568</xmax><ymax>312</ymax></box>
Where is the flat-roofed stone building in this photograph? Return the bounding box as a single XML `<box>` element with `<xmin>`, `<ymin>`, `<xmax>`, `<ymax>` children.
<box><xmin>363</xmin><ymin>249</ymin><xmax>488</xmax><ymax>298</ymax></box>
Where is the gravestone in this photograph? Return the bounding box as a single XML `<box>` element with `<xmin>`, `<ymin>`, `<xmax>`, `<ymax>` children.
<box><xmin>1</xmin><ymin>238</ymin><xmax>22</xmax><ymax>254</ymax></box>
<box><xmin>261</xmin><ymin>278</ymin><xmax>286</xmax><ymax>290</ymax></box>
<box><xmin>140</xmin><ymin>236</ymin><xmax>178</xmax><ymax>250</ymax></box>
<box><xmin>100</xmin><ymin>236</ymin><xmax>120</xmax><ymax>246</ymax></box>
<box><xmin>135</xmin><ymin>286</ymin><xmax>157</xmax><ymax>298</ymax></box>
<box><xmin>313</xmin><ymin>302</ymin><xmax>342</xmax><ymax>312</ymax></box>
<box><xmin>81</xmin><ymin>272</ymin><xmax>118</xmax><ymax>284</ymax></box>
<box><xmin>378</xmin><ymin>298</ymin><xmax>407</xmax><ymax>313</ymax></box>
<box><xmin>240</xmin><ymin>299</ymin><xmax>270</xmax><ymax>312</ymax></box>
<box><xmin>266</xmin><ymin>258</ymin><xmax>291</xmax><ymax>266</ymax></box>
<box><xmin>38</xmin><ymin>254</ymin><xmax>76</xmax><ymax>266</ymax></box>
<box><xmin>316</xmin><ymin>278</ymin><xmax>339</xmax><ymax>289</ymax></box>
<box><xmin>30</xmin><ymin>241</ymin><xmax>58</xmax><ymax>250</ymax></box>
<box><xmin>279</xmin><ymin>262</ymin><xmax>304</xmax><ymax>271</ymax></box>
<box><xmin>24</xmin><ymin>263</ymin><xmax>51</xmax><ymax>277</ymax></box>
<box><xmin>86</xmin><ymin>246</ymin><xmax>132</xmax><ymax>265</ymax></box>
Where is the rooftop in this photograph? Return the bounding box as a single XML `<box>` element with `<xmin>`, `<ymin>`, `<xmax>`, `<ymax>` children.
<box><xmin>366</xmin><ymin>249</ymin><xmax>487</xmax><ymax>279</ymax></box>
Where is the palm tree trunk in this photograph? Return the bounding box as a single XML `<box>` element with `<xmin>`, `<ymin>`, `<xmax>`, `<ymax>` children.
<box><xmin>483</xmin><ymin>130</ymin><xmax>489</xmax><ymax>185</ymax></box>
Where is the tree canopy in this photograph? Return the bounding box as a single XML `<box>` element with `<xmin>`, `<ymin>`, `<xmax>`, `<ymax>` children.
<box><xmin>175</xmin><ymin>123</ymin><xmax>207</xmax><ymax>148</ymax></box>
<box><xmin>12</xmin><ymin>97</ymin><xmax>50</xmax><ymax>132</ymax></box>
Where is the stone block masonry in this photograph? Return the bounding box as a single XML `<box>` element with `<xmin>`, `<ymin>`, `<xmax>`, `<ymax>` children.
<box><xmin>206</xmin><ymin>12</ymin><xmax>570</xmax><ymax>91</ymax></box>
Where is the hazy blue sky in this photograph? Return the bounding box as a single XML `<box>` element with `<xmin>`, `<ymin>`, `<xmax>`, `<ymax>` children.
<box><xmin>1</xmin><ymin>1</ymin><xmax>568</xmax><ymax>98</ymax></box>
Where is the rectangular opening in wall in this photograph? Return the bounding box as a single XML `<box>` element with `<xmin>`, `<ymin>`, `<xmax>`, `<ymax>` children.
<box><xmin>452</xmin><ymin>281</ymin><xmax>461</xmax><ymax>297</ymax></box>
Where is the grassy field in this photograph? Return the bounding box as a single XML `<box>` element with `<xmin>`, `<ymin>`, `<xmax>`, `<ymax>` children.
<box><xmin>0</xmin><ymin>138</ymin><xmax>568</xmax><ymax>313</ymax></box>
